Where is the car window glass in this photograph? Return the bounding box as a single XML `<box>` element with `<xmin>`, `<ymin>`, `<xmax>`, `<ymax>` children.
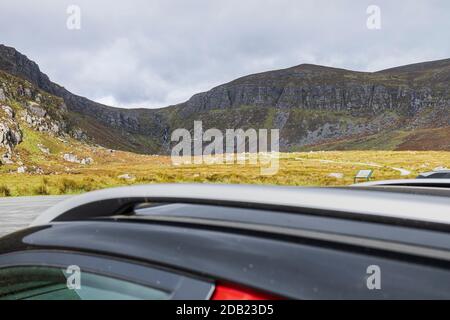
<box><xmin>0</xmin><ymin>266</ymin><xmax>169</xmax><ymax>300</ymax></box>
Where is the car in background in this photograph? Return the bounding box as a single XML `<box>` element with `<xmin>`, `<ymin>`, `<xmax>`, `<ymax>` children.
<box><xmin>1</xmin><ymin>182</ymin><xmax>450</xmax><ymax>300</ymax></box>
<box><xmin>417</xmin><ymin>169</ymin><xmax>450</xmax><ymax>179</ymax></box>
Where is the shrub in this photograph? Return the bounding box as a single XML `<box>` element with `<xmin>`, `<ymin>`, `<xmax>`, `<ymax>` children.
<box><xmin>0</xmin><ymin>185</ymin><xmax>11</xmax><ymax>197</ymax></box>
<box><xmin>58</xmin><ymin>178</ymin><xmax>79</xmax><ymax>194</ymax></box>
<box><xmin>79</xmin><ymin>178</ymin><xmax>95</xmax><ymax>192</ymax></box>
<box><xmin>33</xmin><ymin>183</ymin><xmax>50</xmax><ymax>195</ymax></box>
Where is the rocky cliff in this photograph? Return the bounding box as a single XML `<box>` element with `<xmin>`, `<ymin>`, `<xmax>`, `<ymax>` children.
<box><xmin>1</xmin><ymin>44</ymin><xmax>449</xmax><ymax>153</ymax></box>
<box><xmin>0</xmin><ymin>67</ymin><xmax>79</xmax><ymax>164</ymax></box>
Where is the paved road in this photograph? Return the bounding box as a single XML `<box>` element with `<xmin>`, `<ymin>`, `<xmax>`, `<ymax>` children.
<box><xmin>0</xmin><ymin>195</ymin><xmax>71</xmax><ymax>237</ymax></box>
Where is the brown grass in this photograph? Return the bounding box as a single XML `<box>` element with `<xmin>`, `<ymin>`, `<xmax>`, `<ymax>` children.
<box><xmin>1</xmin><ymin>149</ymin><xmax>449</xmax><ymax>196</ymax></box>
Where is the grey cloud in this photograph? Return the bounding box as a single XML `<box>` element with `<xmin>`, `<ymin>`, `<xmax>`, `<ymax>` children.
<box><xmin>0</xmin><ymin>0</ymin><xmax>449</xmax><ymax>108</ymax></box>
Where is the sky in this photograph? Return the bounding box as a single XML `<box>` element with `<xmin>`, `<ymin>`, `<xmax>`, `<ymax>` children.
<box><xmin>1</xmin><ymin>0</ymin><xmax>449</xmax><ymax>109</ymax></box>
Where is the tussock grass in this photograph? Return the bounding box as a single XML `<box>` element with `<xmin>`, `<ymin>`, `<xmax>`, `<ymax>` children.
<box><xmin>0</xmin><ymin>185</ymin><xmax>11</xmax><ymax>197</ymax></box>
<box><xmin>33</xmin><ymin>178</ymin><xmax>50</xmax><ymax>195</ymax></box>
<box><xmin>0</xmin><ymin>150</ymin><xmax>449</xmax><ymax>197</ymax></box>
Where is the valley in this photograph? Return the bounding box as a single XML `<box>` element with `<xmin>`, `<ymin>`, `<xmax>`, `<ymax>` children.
<box><xmin>0</xmin><ymin>44</ymin><xmax>449</xmax><ymax>196</ymax></box>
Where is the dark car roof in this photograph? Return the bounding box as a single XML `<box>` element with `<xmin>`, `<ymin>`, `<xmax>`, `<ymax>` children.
<box><xmin>3</xmin><ymin>208</ymin><xmax>450</xmax><ymax>299</ymax></box>
<box><xmin>3</xmin><ymin>183</ymin><xmax>450</xmax><ymax>299</ymax></box>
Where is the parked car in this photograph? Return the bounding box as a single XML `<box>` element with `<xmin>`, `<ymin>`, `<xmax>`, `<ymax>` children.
<box><xmin>417</xmin><ymin>169</ymin><xmax>450</xmax><ymax>179</ymax></box>
<box><xmin>1</xmin><ymin>182</ymin><xmax>450</xmax><ymax>300</ymax></box>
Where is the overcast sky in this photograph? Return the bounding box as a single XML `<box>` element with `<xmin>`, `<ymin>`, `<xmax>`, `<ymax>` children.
<box><xmin>1</xmin><ymin>0</ymin><xmax>449</xmax><ymax>109</ymax></box>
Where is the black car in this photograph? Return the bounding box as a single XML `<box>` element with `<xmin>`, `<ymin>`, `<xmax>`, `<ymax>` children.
<box><xmin>1</xmin><ymin>182</ymin><xmax>450</xmax><ymax>300</ymax></box>
<box><xmin>417</xmin><ymin>170</ymin><xmax>450</xmax><ymax>179</ymax></box>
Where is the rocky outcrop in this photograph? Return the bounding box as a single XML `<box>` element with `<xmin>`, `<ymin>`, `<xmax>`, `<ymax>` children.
<box><xmin>0</xmin><ymin>122</ymin><xmax>21</xmax><ymax>152</ymax></box>
<box><xmin>0</xmin><ymin>88</ymin><xmax>5</xmax><ymax>101</ymax></box>
<box><xmin>0</xmin><ymin>44</ymin><xmax>167</xmax><ymax>146</ymax></box>
<box><xmin>0</xmin><ymin>104</ymin><xmax>22</xmax><ymax>154</ymax></box>
<box><xmin>20</xmin><ymin>101</ymin><xmax>66</xmax><ymax>135</ymax></box>
<box><xmin>0</xmin><ymin>69</ymin><xmax>78</xmax><ymax>165</ymax></box>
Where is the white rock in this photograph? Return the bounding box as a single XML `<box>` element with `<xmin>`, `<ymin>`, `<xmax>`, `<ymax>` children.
<box><xmin>17</xmin><ymin>166</ymin><xmax>27</xmax><ymax>174</ymax></box>
<box><xmin>118</xmin><ymin>174</ymin><xmax>135</xmax><ymax>180</ymax></box>
<box><xmin>37</xmin><ymin>144</ymin><xmax>50</xmax><ymax>155</ymax></box>
<box><xmin>328</xmin><ymin>172</ymin><xmax>344</xmax><ymax>179</ymax></box>
<box><xmin>1</xmin><ymin>153</ymin><xmax>13</xmax><ymax>164</ymax></box>
<box><xmin>63</xmin><ymin>153</ymin><xmax>80</xmax><ymax>163</ymax></box>
<box><xmin>35</xmin><ymin>167</ymin><xmax>44</xmax><ymax>174</ymax></box>
<box><xmin>1</xmin><ymin>105</ymin><xmax>14</xmax><ymax>118</ymax></box>
<box><xmin>80</xmin><ymin>157</ymin><xmax>94</xmax><ymax>165</ymax></box>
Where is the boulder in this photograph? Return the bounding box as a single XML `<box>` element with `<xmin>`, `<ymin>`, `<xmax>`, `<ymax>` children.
<box><xmin>1</xmin><ymin>105</ymin><xmax>14</xmax><ymax>118</ymax></box>
<box><xmin>17</xmin><ymin>166</ymin><xmax>27</xmax><ymax>173</ymax></box>
<box><xmin>33</xmin><ymin>166</ymin><xmax>44</xmax><ymax>174</ymax></box>
<box><xmin>63</xmin><ymin>153</ymin><xmax>80</xmax><ymax>163</ymax></box>
<box><xmin>118</xmin><ymin>174</ymin><xmax>135</xmax><ymax>180</ymax></box>
<box><xmin>0</xmin><ymin>122</ymin><xmax>22</xmax><ymax>152</ymax></box>
<box><xmin>1</xmin><ymin>153</ymin><xmax>13</xmax><ymax>164</ymax></box>
<box><xmin>328</xmin><ymin>172</ymin><xmax>344</xmax><ymax>179</ymax></box>
<box><xmin>26</xmin><ymin>102</ymin><xmax>46</xmax><ymax>117</ymax></box>
<box><xmin>24</xmin><ymin>88</ymin><xmax>32</xmax><ymax>97</ymax></box>
<box><xmin>37</xmin><ymin>144</ymin><xmax>50</xmax><ymax>155</ymax></box>
<box><xmin>72</xmin><ymin>128</ymin><xmax>87</xmax><ymax>140</ymax></box>
<box><xmin>80</xmin><ymin>157</ymin><xmax>94</xmax><ymax>165</ymax></box>
<box><xmin>50</xmin><ymin>123</ymin><xmax>60</xmax><ymax>134</ymax></box>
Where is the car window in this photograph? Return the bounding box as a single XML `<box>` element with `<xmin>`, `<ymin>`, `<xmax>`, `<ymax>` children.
<box><xmin>0</xmin><ymin>251</ymin><xmax>214</xmax><ymax>300</ymax></box>
<box><xmin>0</xmin><ymin>266</ymin><xmax>169</xmax><ymax>300</ymax></box>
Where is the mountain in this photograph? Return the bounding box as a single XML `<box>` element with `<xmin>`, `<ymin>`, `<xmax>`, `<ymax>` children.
<box><xmin>0</xmin><ymin>45</ymin><xmax>168</xmax><ymax>154</ymax></box>
<box><xmin>1</xmin><ymin>44</ymin><xmax>450</xmax><ymax>153</ymax></box>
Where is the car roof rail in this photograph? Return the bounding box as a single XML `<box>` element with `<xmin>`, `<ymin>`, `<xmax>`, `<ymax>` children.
<box><xmin>352</xmin><ymin>178</ymin><xmax>450</xmax><ymax>188</ymax></box>
<box><xmin>31</xmin><ymin>183</ymin><xmax>450</xmax><ymax>227</ymax></box>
